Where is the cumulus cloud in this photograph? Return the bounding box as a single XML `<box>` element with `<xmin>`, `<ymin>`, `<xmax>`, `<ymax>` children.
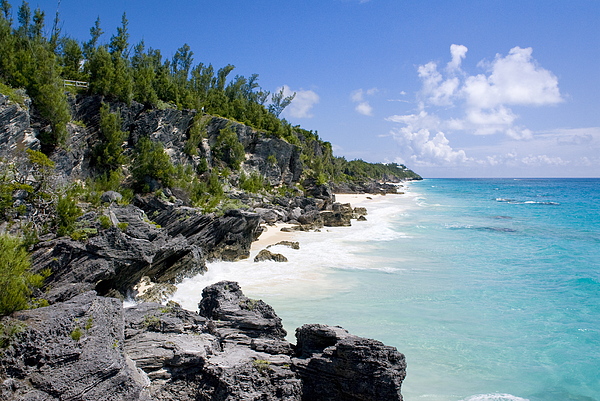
<box><xmin>390</xmin><ymin>126</ymin><xmax>468</xmax><ymax>166</ymax></box>
<box><xmin>412</xmin><ymin>45</ymin><xmax>563</xmax><ymax>139</ymax></box>
<box><xmin>351</xmin><ymin>88</ymin><xmax>378</xmax><ymax>116</ymax></box>
<box><xmin>280</xmin><ymin>85</ymin><xmax>320</xmax><ymax>118</ymax></box>
<box><xmin>448</xmin><ymin>44</ymin><xmax>468</xmax><ymax>71</ymax></box>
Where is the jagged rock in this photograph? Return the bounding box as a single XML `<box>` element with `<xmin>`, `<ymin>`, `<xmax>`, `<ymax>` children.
<box><xmin>0</xmin><ymin>292</ymin><xmax>150</xmax><ymax>401</ymax></box>
<box><xmin>254</xmin><ymin>207</ymin><xmax>286</xmax><ymax>224</ymax></box>
<box><xmin>357</xmin><ymin>215</ymin><xmax>367</xmax><ymax>221</ymax></box>
<box><xmin>124</xmin><ymin>283</ymin><xmax>302</xmax><ymax>400</ymax></box>
<box><xmin>30</xmin><ymin>225</ymin><xmax>205</xmax><ymax>303</ymax></box>
<box><xmin>267</xmin><ymin>241</ymin><xmax>300</xmax><ymax>250</ymax></box>
<box><xmin>134</xmin><ymin>196</ymin><xmax>261</xmax><ymax>262</ymax></box>
<box><xmin>199</xmin><ymin>281</ymin><xmax>287</xmax><ymax>339</ymax></box>
<box><xmin>254</xmin><ymin>249</ymin><xmax>288</xmax><ymax>262</ymax></box>
<box><xmin>293</xmin><ymin>324</ymin><xmax>407</xmax><ymax>401</ymax></box>
<box><xmin>0</xmin><ymin>92</ymin><xmax>40</xmax><ymax>158</ymax></box>
<box><xmin>353</xmin><ymin>206</ymin><xmax>368</xmax><ymax>216</ymax></box>
<box><xmin>0</xmin><ymin>281</ymin><xmax>405</xmax><ymax>401</ymax></box>
<box><xmin>297</xmin><ymin>210</ymin><xmax>323</xmax><ymax>229</ymax></box>
<box><xmin>320</xmin><ymin>203</ymin><xmax>353</xmax><ymax>227</ymax></box>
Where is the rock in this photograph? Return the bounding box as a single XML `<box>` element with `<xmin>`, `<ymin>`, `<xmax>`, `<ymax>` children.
<box><xmin>320</xmin><ymin>202</ymin><xmax>353</xmax><ymax>227</ymax></box>
<box><xmin>353</xmin><ymin>206</ymin><xmax>368</xmax><ymax>217</ymax></box>
<box><xmin>101</xmin><ymin>191</ymin><xmax>123</xmax><ymax>204</ymax></box>
<box><xmin>0</xmin><ymin>92</ymin><xmax>40</xmax><ymax>159</ymax></box>
<box><xmin>124</xmin><ymin>282</ymin><xmax>302</xmax><ymax>400</ymax></box>
<box><xmin>357</xmin><ymin>215</ymin><xmax>367</xmax><ymax>221</ymax></box>
<box><xmin>30</xmin><ymin>225</ymin><xmax>205</xmax><ymax>303</ymax></box>
<box><xmin>267</xmin><ymin>241</ymin><xmax>300</xmax><ymax>250</ymax></box>
<box><xmin>254</xmin><ymin>249</ymin><xmax>288</xmax><ymax>262</ymax></box>
<box><xmin>293</xmin><ymin>324</ymin><xmax>407</xmax><ymax>401</ymax></box>
<box><xmin>199</xmin><ymin>281</ymin><xmax>287</xmax><ymax>339</ymax></box>
<box><xmin>0</xmin><ymin>292</ymin><xmax>149</xmax><ymax>401</ymax></box>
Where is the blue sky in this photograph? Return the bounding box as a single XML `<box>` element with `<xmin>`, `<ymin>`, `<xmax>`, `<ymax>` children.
<box><xmin>18</xmin><ymin>0</ymin><xmax>600</xmax><ymax>177</ymax></box>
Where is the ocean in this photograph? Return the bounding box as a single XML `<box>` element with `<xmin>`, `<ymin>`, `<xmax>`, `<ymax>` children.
<box><xmin>171</xmin><ymin>178</ymin><xmax>600</xmax><ymax>401</ymax></box>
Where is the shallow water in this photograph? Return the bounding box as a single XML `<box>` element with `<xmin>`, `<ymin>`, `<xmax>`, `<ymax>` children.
<box><xmin>171</xmin><ymin>178</ymin><xmax>600</xmax><ymax>401</ymax></box>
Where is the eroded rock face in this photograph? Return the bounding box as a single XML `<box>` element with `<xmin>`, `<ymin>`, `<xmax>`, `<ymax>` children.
<box><xmin>0</xmin><ymin>93</ymin><xmax>39</xmax><ymax>158</ymax></box>
<box><xmin>125</xmin><ymin>281</ymin><xmax>302</xmax><ymax>400</ymax></box>
<box><xmin>0</xmin><ymin>282</ymin><xmax>406</xmax><ymax>401</ymax></box>
<box><xmin>293</xmin><ymin>324</ymin><xmax>407</xmax><ymax>401</ymax></box>
<box><xmin>0</xmin><ymin>292</ymin><xmax>149</xmax><ymax>401</ymax></box>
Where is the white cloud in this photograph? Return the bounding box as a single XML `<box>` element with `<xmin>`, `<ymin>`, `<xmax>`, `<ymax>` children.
<box><xmin>463</xmin><ymin>46</ymin><xmax>562</xmax><ymax>108</ymax></box>
<box><xmin>281</xmin><ymin>85</ymin><xmax>319</xmax><ymax>118</ymax></box>
<box><xmin>447</xmin><ymin>44</ymin><xmax>468</xmax><ymax>71</ymax></box>
<box><xmin>355</xmin><ymin>102</ymin><xmax>373</xmax><ymax>116</ymax></box>
<box><xmin>351</xmin><ymin>88</ymin><xmax>378</xmax><ymax>116</ymax></box>
<box><xmin>409</xmin><ymin>45</ymin><xmax>563</xmax><ymax>140</ymax></box>
<box><xmin>391</xmin><ymin>127</ymin><xmax>469</xmax><ymax>166</ymax></box>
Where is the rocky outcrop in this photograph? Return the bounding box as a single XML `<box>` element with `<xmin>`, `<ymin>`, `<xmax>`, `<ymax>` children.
<box><xmin>0</xmin><ymin>92</ymin><xmax>40</xmax><ymax>158</ymax></box>
<box><xmin>0</xmin><ymin>282</ymin><xmax>406</xmax><ymax>401</ymax></box>
<box><xmin>0</xmin><ymin>292</ymin><xmax>149</xmax><ymax>401</ymax></box>
<box><xmin>30</xmin><ymin>199</ymin><xmax>261</xmax><ymax>303</ymax></box>
<box><xmin>293</xmin><ymin>324</ymin><xmax>407</xmax><ymax>401</ymax></box>
<box><xmin>254</xmin><ymin>249</ymin><xmax>288</xmax><ymax>262</ymax></box>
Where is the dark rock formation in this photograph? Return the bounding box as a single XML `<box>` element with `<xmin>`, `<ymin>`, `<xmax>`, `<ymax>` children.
<box><xmin>0</xmin><ymin>292</ymin><xmax>149</xmax><ymax>401</ymax></box>
<box><xmin>0</xmin><ymin>282</ymin><xmax>406</xmax><ymax>401</ymax></box>
<box><xmin>0</xmin><ymin>93</ymin><xmax>40</xmax><ymax>158</ymax></box>
<box><xmin>267</xmin><ymin>241</ymin><xmax>300</xmax><ymax>250</ymax></box>
<box><xmin>254</xmin><ymin>249</ymin><xmax>288</xmax><ymax>262</ymax></box>
<box><xmin>293</xmin><ymin>324</ymin><xmax>407</xmax><ymax>401</ymax></box>
<box><xmin>320</xmin><ymin>202</ymin><xmax>354</xmax><ymax>227</ymax></box>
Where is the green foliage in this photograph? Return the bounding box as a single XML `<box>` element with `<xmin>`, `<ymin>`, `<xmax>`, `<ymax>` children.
<box><xmin>0</xmin><ymin>234</ymin><xmax>46</xmax><ymax>316</ymax></box>
<box><xmin>253</xmin><ymin>359</ymin><xmax>272</xmax><ymax>375</ymax></box>
<box><xmin>132</xmin><ymin>137</ymin><xmax>176</xmax><ymax>191</ymax></box>
<box><xmin>213</xmin><ymin>126</ymin><xmax>245</xmax><ymax>170</ymax></box>
<box><xmin>93</xmin><ymin>103</ymin><xmax>128</xmax><ymax>172</ymax></box>
<box><xmin>56</xmin><ymin>188</ymin><xmax>82</xmax><ymax>236</ymax></box>
<box><xmin>184</xmin><ymin>114</ymin><xmax>207</xmax><ymax>156</ymax></box>
<box><xmin>98</xmin><ymin>214</ymin><xmax>112</xmax><ymax>229</ymax></box>
<box><xmin>0</xmin><ymin>81</ymin><xmax>25</xmax><ymax>106</ymax></box>
<box><xmin>239</xmin><ymin>171</ymin><xmax>266</xmax><ymax>193</ymax></box>
<box><xmin>0</xmin><ymin>319</ymin><xmax>26</xmax><ymax>349</ymax></box>
<box><xmin>70</xmin><ymin>326</ymin><xmax>82</xmax><ymax>341</ymax></box>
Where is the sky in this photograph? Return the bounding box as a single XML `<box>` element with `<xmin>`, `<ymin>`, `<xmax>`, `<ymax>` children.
<box><xmin>14</xmin><ymin>0</ymin><xmax>600</xmax><ymax>177</ymax></box>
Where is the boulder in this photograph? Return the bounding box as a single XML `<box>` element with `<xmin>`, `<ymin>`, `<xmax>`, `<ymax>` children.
<box><xmin>267</xmin><ymin>241</ymin><xmax>300</xmax><ymax>250</ymax></box>
<box><xmin>293</xmin><ymin>324</ymin><xmax>407</xmax><ymax>401</ymax></box>
<box><xmin>254</xmin><ymin>249</ymin><xmax>288</xmax><ymax>262</ymax></box>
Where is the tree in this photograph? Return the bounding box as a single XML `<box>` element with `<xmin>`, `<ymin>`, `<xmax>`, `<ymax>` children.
<box><xmin>93</xmin><ymin>103</ymin><xmax>128</xmax><ymax>172</ymax></box>
<box><xmin>108</xmin><ymin>12</ymin><xmax>129</xmax><ymax>57</ymax></box>
<box><xmin>268</xmin><ymin>87</ymin><xmax>295</xmax><ymax>117</ymax></box>
<box><xmin>0</xmin><ymin>234</ymin><xmax>46</xmax><ymax>315</ymax></box>
<box><xmin>213</xmin><ymin>126</ymin><xmax>245</xmax><ymax>170</ymax></box>
<box><xmin>83</xmin><ymin>16</ymin><xmax>103</xmax><ymax>59</ymax></box>
<box><xmin>132</xmin><ymin>137</ymin><xmax>176</xmax><ymax>191</ymax></box>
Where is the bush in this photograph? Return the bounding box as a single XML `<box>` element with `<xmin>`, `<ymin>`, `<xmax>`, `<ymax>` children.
<box><xmin>0</xmin><ymin>234</ymin><xmax>46</xmax><ymax>316</ymax></box>
<box><xmin>213</xmin><ymin>126</ymin><xmax>245</xmax><ymax>170</ymax></box>
<box><xmin>132</xmin><ymin>137</ymin><xmax>176</xmax><ymax>191</ymax></box>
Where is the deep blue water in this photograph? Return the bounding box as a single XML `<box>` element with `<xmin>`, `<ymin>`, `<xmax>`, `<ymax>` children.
<box><xmin>174</xmin><ymin>178</ymin><xmax>600</xmax><ymax>401</ymax></box>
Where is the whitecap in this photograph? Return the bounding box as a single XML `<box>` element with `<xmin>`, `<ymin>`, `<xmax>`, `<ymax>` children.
<box><xmin>461</xmin><ymin>394</ymin><xmax>529</xmax><ymax>401</ymax></box>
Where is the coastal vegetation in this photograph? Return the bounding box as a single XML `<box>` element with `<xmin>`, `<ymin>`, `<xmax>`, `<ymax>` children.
<box><xmin>0</xmin><ymin>0</ymin><xmax>420</xmax><ymax>315</ymax></box>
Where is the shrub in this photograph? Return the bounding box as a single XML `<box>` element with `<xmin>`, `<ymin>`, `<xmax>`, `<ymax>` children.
<box><xmin>213</xmin><ymin>126</ymin><xmax>244</xmax><ymax>170</ymax></box>
<box><xmin>132</xmin><ymin>137</ymin><xmax>176</xmax><ymax>191</ymax></box>
<box><xmin>0</xmin><ymin>234</ymin><xmax>47</xmax><ymax>316</ymax></box>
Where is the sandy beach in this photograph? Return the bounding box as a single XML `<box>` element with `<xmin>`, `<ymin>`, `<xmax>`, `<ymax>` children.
<box><xmin>250</xmin><ymin>223</ymin><xmax>298</xmax><ymax>251</ymax></box>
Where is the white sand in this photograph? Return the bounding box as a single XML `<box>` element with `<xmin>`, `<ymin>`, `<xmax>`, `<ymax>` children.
<box><xmin>251</xmin><ymin>223</ymin><xmax>298</xmax><ymax>251</ymax></box>
<box><xmin>334</xmin><ymin>193</ymin><xmax>389</xmax><ymax>206</ymax></box>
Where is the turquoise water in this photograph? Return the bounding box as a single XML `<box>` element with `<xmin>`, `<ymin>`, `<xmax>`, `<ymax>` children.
<box><xmin>172</xmin><ymin>178</ymin><xmax>600</xmax><ymax>401</ymax></box>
